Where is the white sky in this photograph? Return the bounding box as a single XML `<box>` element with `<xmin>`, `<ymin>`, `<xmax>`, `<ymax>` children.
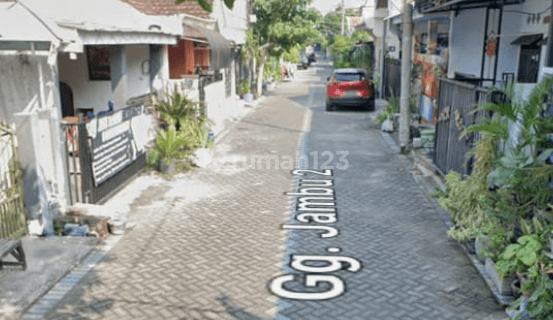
<box><xmin>309</xmin><ymin>0</ymin><xmax>369</xmax><ymax>16</ymax></box>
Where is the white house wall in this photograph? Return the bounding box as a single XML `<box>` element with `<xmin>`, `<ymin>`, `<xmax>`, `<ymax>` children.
<box><xmin>511</xmin><ymin>0</ymin><xmax>549</xmax><ymax>83</ymax></box>
<box><xmin>211</xmin><ymin>0</ymin><xmax>248</xmax><ymax>45</ymax></box>
<box><xmin>0</xmin><ymin>53</ymin><xmax>51</xmax><ymax>121</ymax></box>
<box><xmin>58</xmin><ymin>45</ymin><xmax>152</xmax><ymax>114</ymax></box>
<box><xmin>494</xmin><ymin>7</ymin><xmax>522</xmax><ymax>85</ymax></box>
<box><xmin>448</xmin><ymin>8</ymin><xmax>487</xmax><ymax>79</ymax></box>
<box><xmin>448</xmin><ymin>1</ymin><xmax>550</xmax><ymax>86</ymax></box>
<box><xmin>58</xmin><ymin>52</ymin><xmax>113</xmax><ymax>113</ymax></box>
<box><xmin>387</xmin><ymin>0</ymin><xmax>404</xmax><ymax>18</ymax></box>
<box><xmin>386</xmin><ymin>20</ymin><xmax>402</xmax><ymax>59</ymax></box>
<box><xmin>516</xmin><ymin>1</ymin><xmax>551</xmax><ymax>35</ymax></box>
<box><xmin>126</xmin><ymin>45</ymin><xmax>152</xmax><ymax>101</ymax></box>
<box><xmin>203</xmin><ymin>68</ymin><xmax>240</xmax><ymax>137</ymax></box>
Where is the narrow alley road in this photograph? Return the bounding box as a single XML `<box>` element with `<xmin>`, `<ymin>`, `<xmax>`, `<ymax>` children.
<box><xmin>31</xmin><ymin>61</ymin><xmax>507</xmax><ymax>320</ymax></box>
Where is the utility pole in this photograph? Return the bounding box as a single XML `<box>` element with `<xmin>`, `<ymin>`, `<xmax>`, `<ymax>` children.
<box><xmin>341</xmin><ymin>0</ymin><xmax>345</xmax><ymax>35</ymax></box>
<box><xmin>546</xmin><ymin>0</ymin><xmax>553</xmax><ymax>67</ymax></box>
<box><xmin>399</xmin><ymin>0</ymin><xmax>413</xmax><ymax>152</ymax></box>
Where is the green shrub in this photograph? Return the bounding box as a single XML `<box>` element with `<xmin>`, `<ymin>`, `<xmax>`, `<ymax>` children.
<box><xmin>146</xmin><ymin>148</ymin><xmax>162</xmax><ymax>168</ymax></box>
<box><xmin>283</xmin><ymin>46</ymin><xmax>301</xmax><ymax>64</ymax></box>
<box><xmin>150</xmin><ymin>90</ymin><xmax>212</xmax><ymax>174</ymax></box>
<box><xmin>155</xmin><ymin>127</ymin><xmax>188</xmax><ymax>161</ymax></box>
<box><xmin>238</xmin><ymin>81</ymin><xmax>251</xmax><ymax>96</ymax></box>
<box><xmin>375</xmin><ymin>89</ymin><xmax>400</xmax><ymax>125</ymax></box>
<box><xmin>154</xmin><ymin>91</ymin><xmax>200</xmax><ymax>129</ymax></box>
<box><xmin>435</xmin><ymin>77</ymin><xmax>553</xmax><ymax>318</ymax></box>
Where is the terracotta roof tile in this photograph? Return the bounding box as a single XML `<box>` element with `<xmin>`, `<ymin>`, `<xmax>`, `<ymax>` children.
<box><xmin>122</xmin><ymin>0</ymin><xmax>212</xmax><ymax>19</ymax></box>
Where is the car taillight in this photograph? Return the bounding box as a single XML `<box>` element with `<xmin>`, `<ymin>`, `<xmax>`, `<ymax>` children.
<box><xmin>357</xmin><ymin>89</ymin><xmax>370</xmax><ymax>97</ymax></box>
<box><xmin>328</xmin><ymin>85</ymin><xmax>343</xmax><ymax>97</ymax></box>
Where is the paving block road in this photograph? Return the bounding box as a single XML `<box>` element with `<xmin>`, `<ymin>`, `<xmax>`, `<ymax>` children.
<box><xmin>25</xmin><ymin>61</ymin><xmax>507</xmax><ymax>320</ymax></box>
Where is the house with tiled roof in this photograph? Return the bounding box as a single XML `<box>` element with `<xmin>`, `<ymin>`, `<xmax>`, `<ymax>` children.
<box><xmin>124</xmin><ymin>0</ymin><xmax>213</xmax><ymax>18</ymax></box>
<box><xmin>0</xmin><ymin>0</ymin><xmax>181</xmax><ymax>235</ymax></box>
<box><xmin>122</xmin><ymin>0</ymin><xmax>251</xmax><ymax>137</ymax></box>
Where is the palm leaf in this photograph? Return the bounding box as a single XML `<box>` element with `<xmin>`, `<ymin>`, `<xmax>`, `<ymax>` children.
<box><xmin>197</xmin><ymin>0</ymin><xmax>212</xmax><ymax>12</ymax></box>
<box><xmin>156</xmin><ymin>128</ymin><xmax>188</xmax><ymax>160</ymax></box>
<box><xmin>463</xmin><ymin>119</ymin><xmax>509</xmax><ymax>140</ymax></box>
<box><xmin>223</xmin><ymin>0</ymin><xmax>234</xmax><ymax>10</ymax></box>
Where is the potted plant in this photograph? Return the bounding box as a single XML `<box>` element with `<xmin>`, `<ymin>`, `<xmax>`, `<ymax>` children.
<box><xmin>150</xmin><ymin>90</ymin><xmax>212</xmax><ymax>173</ymax></box>
<box><xmin>154</xmin><ymin>127</ymin><xmax>187</xmax><ymax>174</ymax></box>
<box><xmin>434</xmin><ymin>76</ymin><xmax>553</xmax><ymax>318</ymax></box>
<box><xmin>239</xmin><ymin>81</ymin><xmax>253</xmax><ymax>102</ymax></box>
<box><xmin>475</xmin><ymin>232</ymin><xmax>490</xmax><ymax>263</ymax></box>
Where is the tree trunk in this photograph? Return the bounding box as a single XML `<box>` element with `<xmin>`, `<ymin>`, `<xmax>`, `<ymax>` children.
<box><xmin>257</xmin><ymin>51</ymin><xmax>269</xmax><ymax>98</ymax></box>
<box><xmin>251</xmin><ymin>57</ymin><xmax>256</xmax><ymax>94</ymax></box>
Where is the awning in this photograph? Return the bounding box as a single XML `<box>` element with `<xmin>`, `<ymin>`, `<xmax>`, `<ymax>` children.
<box><xmin>183</xmin><ymin>24</ymin><xmax>233</xmax><ymax>70</ymax></box>
<box><xmin>416</xmin><ymin>0</ymin><xmax>524</xmax><ymax>14</ymax></box>
<box><xmin>0</xmin><ymin>3</ymin><xmax>57</xmax><ymax>42</ymax></box>
<box><xmin>511</xmin><ymin>34</ymin><xmax>543</xmax><ymax>46</ymax></box>
<box><xmin>77</xmin><ymin>30</ymin><xmax>178</xmax><ymax>45</ymax></box>
<box><xmin>537</xmin><ymin>37</ymin><xmax>549</xmax><ymax>46</ymax></box>
<box><xmin>384</xmin><ymin>12</ymin><xmax>403</xmax><ymax>24</ymax></box>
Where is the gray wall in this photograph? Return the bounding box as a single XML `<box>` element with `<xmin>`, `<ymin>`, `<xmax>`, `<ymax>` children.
<box><xmin>0</xmin><ymin>51</ymin><xmax>69</xmax><ymax>235</ymax></box>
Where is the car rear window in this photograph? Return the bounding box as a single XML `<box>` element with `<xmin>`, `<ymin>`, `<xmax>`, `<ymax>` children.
<box><xmin>334</xmin><ymin>73</ymin><xmax>365</xmax><ymax>82</ymax></box>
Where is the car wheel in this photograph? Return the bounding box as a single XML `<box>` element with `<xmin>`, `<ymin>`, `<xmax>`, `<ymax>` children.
<box><xmin>326</xmin><ymin>102</ymin><xmax>332</xmax><ymax>112</ymax></box>
<box><xmin>366</xmin><ymin>100</ymin><xmax>375</xmax><ymax>112</ymax></box>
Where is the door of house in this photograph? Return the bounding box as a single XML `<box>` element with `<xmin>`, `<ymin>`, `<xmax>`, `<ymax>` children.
<box><xmin>517</xmin><ymin>45</ymin><xmax>541</xmax><ymax>83</ymax></box>
<box><xmin>59</xmin><ymin>82</ymin><xmax>75</xmax><ymax>117</ymax></box>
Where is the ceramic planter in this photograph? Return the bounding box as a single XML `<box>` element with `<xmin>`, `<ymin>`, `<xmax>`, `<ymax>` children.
<box><xmin>485</xmin><ymin>257</ymin><xmax>516</xmax><ymax>296</ymax></box>
<box><xmin>462</xmin><ymin>237</ymin><xmax>476</xmax><ymax>255</ymax></box>
<box><xmin>159</xmin><ymin>159</ymin><xmax>176</xmax><ymax>174</ymax></box>
<box><xmin>510</xmin><ymin>279</ymin><xmax>522</xmax><ymax>299</ymax></box>
<box><xmin>475</xmin><ymin>234</ymin><xmax>490</xmax><ymax>264</ymax></box>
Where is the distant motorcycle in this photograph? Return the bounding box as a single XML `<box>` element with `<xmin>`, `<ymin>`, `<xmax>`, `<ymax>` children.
<box><xmin>282</xmin><ymin>62</ymin><xmax>296</xmax><ymax>80</ymax></box>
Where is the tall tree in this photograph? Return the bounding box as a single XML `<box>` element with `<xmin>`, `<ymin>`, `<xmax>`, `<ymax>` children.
<box><xmin>251</xmin><ymin>0</ymin><xmax>320</xmax><ymax>96</ymax></box>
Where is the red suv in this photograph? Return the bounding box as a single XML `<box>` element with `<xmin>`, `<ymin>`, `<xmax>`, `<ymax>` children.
<box><xmin>326</xmin><ymin>68</ymin><xmax>375</xmax><ymax>112</ymax></box>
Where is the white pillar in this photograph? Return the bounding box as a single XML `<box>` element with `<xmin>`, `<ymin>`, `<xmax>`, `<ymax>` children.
<box><xmin>399</xmin><ymin>1</ymin><xmax>413</xmax><ymax>151</ymax></box>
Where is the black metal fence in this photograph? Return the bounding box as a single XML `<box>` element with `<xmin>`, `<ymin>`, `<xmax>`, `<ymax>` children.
<box><xmin>433</xmin><ymin>79</ymin><xmax>491</xmax><ymax>176</ymax></box>
<box><xmin>62</xmin><ymin>122</ymin><xmax>146</xmax><ymax>205</ymax></box>
<box><xmin>382</xmin><ymin>58</ymin><xmax>401</xmax><ymax>100</ymax></box>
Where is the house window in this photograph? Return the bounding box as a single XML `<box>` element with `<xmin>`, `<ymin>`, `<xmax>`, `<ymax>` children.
<box><xmin>194</xmin><ymin>44</ymin><xmax>211</xmax><ymax>73</ymax></box>
<box><xmin>437</xmin><ymin>33</ymin><xmax>448</xmax><ymax>55</ymax></box>
<box><xmin>517</xmin><ymin>45</ymin><xmax>541</xmax><ymax>83</ymax></box>
<box><xmin>376</xmin><ymin>0</ymin><xmax>387</xmax><ymax>9</ymax></box>
<box><xmin>168</xmin><ymin>40</ymin><xmax>212</xmax><ymax>79</ymax></box>
<box><xmin>420</xmin><ymin>33</ymin><xmax>428</xmax><ymax>54</ymax></box>
<box><xmin>86</xmin><ymin>46</ymin><xmax>111</xmax><ymax>80</ymax></box>
<box><xmin>168</xmin><ymin>40</ymin><xmax>193</xmax><ymax>79</ymax></box>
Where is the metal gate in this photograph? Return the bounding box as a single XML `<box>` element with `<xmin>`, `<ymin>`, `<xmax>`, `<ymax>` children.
<box><xmin>433</xmin><ymin>79</ymin><xmax>491</xmax><ymax>175</ymax></box>
<box><xmin>0</xmin><ymin>124</ymin><xmax>26</xmax><ymax>239</ymax></box>
<box><xmin>62</xmin><ymin>120</ymin><xmax>146</xmax><ymax>205</ymax></box>
<box><xmin>382</xmin><ymin>58</ymin><xmax>401</xmax><ymax>100</ymax></box>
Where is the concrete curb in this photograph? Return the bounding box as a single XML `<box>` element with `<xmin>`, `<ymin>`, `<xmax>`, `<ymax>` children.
<box><xmin>21</xmin><ymin>236</ymin><xmax>123</xmax><ymax>319</ymax></box>
<box><xmin>2</xmin><ymin>237</ymin><xmax>98</xmax><ymax>320</ymax></box>
<box><xmin>410</xmin><ymin>149</ymin><xmax>447</xmax><ymax>192</ymax></box>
